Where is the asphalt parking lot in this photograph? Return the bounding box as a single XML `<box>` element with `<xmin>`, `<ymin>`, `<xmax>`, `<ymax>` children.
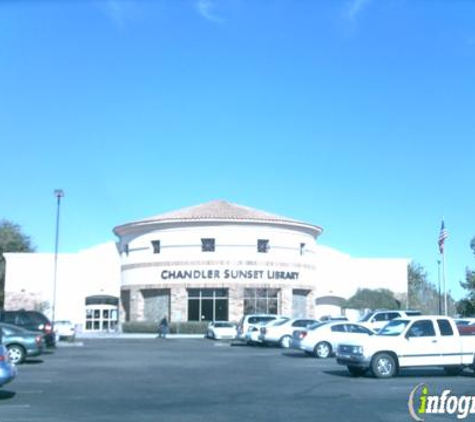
<box><xmin>0</xmin><ymin>338</ymin><xmax>474</xmax><ymax>422</ymax></box>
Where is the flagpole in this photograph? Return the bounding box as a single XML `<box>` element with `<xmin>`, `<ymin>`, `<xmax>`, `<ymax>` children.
<box><xmin>442</xmin><ymin>249</ymin><xmax>447</xmax><ymax>316</ymax></box>
<box><xmin>438</xmin><ymin>218</ymin><xmax>449</xmax><ymax>316</ymax></box>
<box><xmin>437</xmin><ymin>259</ymin><xmax>442</xmax><ymax>315</ymax></box>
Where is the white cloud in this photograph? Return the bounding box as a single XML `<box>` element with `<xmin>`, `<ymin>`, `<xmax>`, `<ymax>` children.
<box><xmin>196</xmin><ymin>0</ymin><xmax>224</xmax><ymax>24</ymax></box>
<box><xmin>346</xmin><ymin>0</ymin><xmax>374</xmax><ymax>22</ymax></box>
<box><xmin>98</xmin><ymin>0</ymin><xmax>141</xmax><ymax>29</ymax></box>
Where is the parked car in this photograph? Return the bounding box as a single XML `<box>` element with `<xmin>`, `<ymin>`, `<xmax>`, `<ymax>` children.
<box><xmin>236</xmin><ymin>314</ymin><xmax>283</xmax><ymax>341</ymax></box>
<box><xmin>244</xmin><ymin>316</ymin><xmax>290</xmax><ymax>345</ymax></box>
<box><xmin>0</xmin><ymin>310</ymin><xmax>56</xmax><ymax>348</ymax></box>
<box><xmin>291</xmin><ymin>321</ymin><xmax>375</xmax><ymax>358</ymax></box>
<box><xmin>454</xmin><ymin>318</ymin><xmax>475</xmax><ymax>326</ymax></box>
<box><xmin>457</xmin><ymin>324</ymin><xmax>475</xmax><ymax>336</ymax></box>
<box><xmin>0</xmin><ymin>344</ymin><xmax>16</xmax><ymax>387</ymax></box>
<box><xmin>259</xmin><ymin>318</ymin><xmax>320</xmax><ymax>348</ymax></box>
<box><xmin>358</xmin><ymin>310</ymin><xmax>421</xmax><ymax>332</ymax></box>
<box><xmin>337</xmin><ymin>316</ymin><xmax>475</xmax><ymax>378</ymax></box>
<box><xmin>54</xmin><ymin>320</ymin><xmax>76</xmax><ymax>342</ymax></box>
<box><xmin>206</xmin><ymin>321</ymin><xmax>237</xmax><ymax>340</ymax></box>
<box><xmin>319</xmin><ymin>315</ymin><xmax>348</xmax><ymax>322</ymax></box>
<box><xmin>0</xmin><ymin>323</ymin><xmax>45</xmax><ymax>364</ymax></box>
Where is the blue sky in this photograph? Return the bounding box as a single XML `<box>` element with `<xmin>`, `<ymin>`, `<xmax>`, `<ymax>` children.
<box><xmin>1</xmin><ymin>0</ymin><xmax>474</xmax><ymax>300</ymax></box>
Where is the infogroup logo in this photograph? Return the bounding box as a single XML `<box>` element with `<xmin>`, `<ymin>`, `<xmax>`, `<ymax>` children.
<box><xmin>408</xmin><ymin>383</ymin><xmax>475</xmax><ymax>420</ymax></box>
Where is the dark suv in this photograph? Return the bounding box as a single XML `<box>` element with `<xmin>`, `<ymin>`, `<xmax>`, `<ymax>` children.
<box><xmin>0</xmin><ymin>310</ymin><xmax>56</xmax><ymax>348</ymax></box>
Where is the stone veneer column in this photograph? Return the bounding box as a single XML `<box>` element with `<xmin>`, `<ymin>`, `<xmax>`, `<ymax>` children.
<box><xmin>307</xmin><ymin>289</ymin><xmax>317</xmax><ymax>319</ymax></box>
<box><xmin>129</xmin><ymin>287</ymin><xmax>142</xmax><ymax>321</ymax></box>
<box><xmin>280</xmin><ymin>286</ymin><xmax>293</xmax><ymax>317</ymax></box>
<box><xmin>170</xmin><ymin>286</ymin><xmax>187</xmax><ymax>322</ymax></box>
<box><xmin>228</xmin><ymin>285</ymin><xmax>243</xmax><ymax>322</ymax></box>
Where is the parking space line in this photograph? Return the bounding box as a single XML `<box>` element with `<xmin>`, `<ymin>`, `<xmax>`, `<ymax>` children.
<box><xmin>0</xmin><ymin>404</ymin><xmax>31</xmax><ymax>409</ymax></box>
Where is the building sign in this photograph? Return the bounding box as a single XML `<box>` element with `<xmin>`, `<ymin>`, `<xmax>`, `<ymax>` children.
<box><xmin>161</xmin><ymin>269</ymin><xmax>299</xmax><ymax>280</ymax></box>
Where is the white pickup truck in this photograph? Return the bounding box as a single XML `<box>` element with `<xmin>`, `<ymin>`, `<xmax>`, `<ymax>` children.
<box><xmin>336</xmin><ymin>315</ymin><xmax>475</xmax><ymax>378</ymax></box>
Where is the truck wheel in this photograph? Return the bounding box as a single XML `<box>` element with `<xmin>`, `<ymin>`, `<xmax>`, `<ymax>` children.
<box><xmin>314</xmin><ymin>342</ymin><xmax>331</xmax><ymax>359</ymax></box>
<box><xmin>371</xmin><ymin>353</ymin><xmax>397</xmax><ymax>378</ymax></box>
<box><xmin>347</xmin><ymin>366</ymin><xmax>367</xmax><ymax>377</ymax></box>
<box><xmin>444</xmin><ymin>366</ymin><xmax>462</xmax><ymax>376</ymax></box>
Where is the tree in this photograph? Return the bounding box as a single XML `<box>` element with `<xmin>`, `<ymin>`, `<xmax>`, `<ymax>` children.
<box><xmin>456</xmin><ymin>236</ymin><xmax>475</xmax><ymax>316</ymax></box>
<box><xmin>408</xmin><ymin>261</ymin><xmax>456</xmax><ymax>315</ymax></box>
<box><xmin>0</xmin><ymin>219</ymin><xmax>35</xmax><ymax>307</ymax></box>
<box><xmin>345</xmin><ymin>288</ymin><xmax>400</xmax><ymax>310</ymax></box>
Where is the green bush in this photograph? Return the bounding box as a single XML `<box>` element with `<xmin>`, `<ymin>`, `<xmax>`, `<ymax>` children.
<box><xmin>121</xmin><ymin>321</ymin><xmax>156</xmax><ymax>333</ymax></box>
<box><xmin>121</xmin><ymin>321</ymin><xmax>209</xmax><ymax>334</ymax></box>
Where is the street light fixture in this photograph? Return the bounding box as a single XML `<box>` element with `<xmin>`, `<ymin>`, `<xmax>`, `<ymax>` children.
<box><xmin>52</xmin><ymin>189</ymin><xmax>64</xmax><ymax>326</ymax></box>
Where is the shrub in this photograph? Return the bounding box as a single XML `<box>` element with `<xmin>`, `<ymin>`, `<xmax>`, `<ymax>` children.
<box><xmin>121</xmin><ymin>321</ymin><xmax>209</xmax><ymax>334</ymax></box>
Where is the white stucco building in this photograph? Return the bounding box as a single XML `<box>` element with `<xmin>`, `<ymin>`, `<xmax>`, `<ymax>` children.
<box><xmin>4</xmin><ymin>200</ymin><xmax>409</xmax><ymax>332</ymax></box>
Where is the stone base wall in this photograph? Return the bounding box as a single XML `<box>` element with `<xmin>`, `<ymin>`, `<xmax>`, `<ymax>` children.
<box><xmin>122</xmin><ymin>283</ymin><xmax>316</xmax><ymax>323</ymax></box>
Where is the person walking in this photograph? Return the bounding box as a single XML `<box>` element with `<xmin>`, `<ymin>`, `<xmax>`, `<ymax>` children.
<box><xmin>158</xmin><ymin>316</ymin><xmax>169</xmax><ymax>339</ymax></box>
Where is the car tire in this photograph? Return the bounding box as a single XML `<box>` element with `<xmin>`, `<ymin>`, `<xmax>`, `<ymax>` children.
<box><xmin>347</xmin><ymin>366</ymin><xmax>367</xmax><ymax>377</ymax></box>
<box><xmin>371</xmin><ymin>353</ymin><xmax>397</xmax><ymax>378</ymax></box>
<box><xmin>279</xmin><ymin>335</ymin><xmax>291</xmax><ymax>349</ymax></box>
<box><xmin>314</xmin><ymin>342</ymin><xmax>331</xmax><ymax>359</ymax></box>
<box><xmin>7</xmin><ymin>344</ymin><xmax>26</xmax><ymax>364</ymax></box>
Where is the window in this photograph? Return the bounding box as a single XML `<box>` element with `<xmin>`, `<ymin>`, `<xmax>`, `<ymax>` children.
<box><xmin>331</xmin><ymin>324</ymin><xmax>346</xmax><ymax>332</ymax></box>
<box><xmin>151</xmin><ymin>240</ymin><xmax>160</xmax><ymax>254</ymax></box>
<box><xmin>201</xmin><ymin>238</ymin><xmax>215</xmax><ymax>252</ymax></box>
<box><xmin>293</xmin><ymin>319</ymin><xmax>314</xmax><ymax>327</ymax></box>
<box><xmin>257</xmin><ymin>239</ymin><xmax>269</xmax><ymax>253</ymax></box>
<box><xmin>243</xmin><ymin>288</ymin><xmax>279</xmax><ymax>314</ymax></box>
<box><xmin>387</xmin><ymin>312</ymin><xmax>401</xmax><ymax>321</ymax></box>
<box><xmin>348</xmin><ymin>324</ymin><xmax>372</xmax><ymax>334</ymax></box>
<box><xmin>437</xmin><ymin>319</ymin><xmax>454</xmax><ymax>336</ymax></box>
<box><xmin>408</xmin><ymin>320</ymin><xmax>436</xmax><ymax>337</ymax></box>
<box><xmin>373</xmin><ymin>313</ymin><xmax>388</xmax><ymax>322</ymax></box>
<box><xmin>187</xmin><ymin>289</ymin><xmax>228</xmax><ymax>321</ymax></box>
<box><xmin>300</xmin><ymin>243</ymin><xmax>305</xmax><ymax>256</ymax></box>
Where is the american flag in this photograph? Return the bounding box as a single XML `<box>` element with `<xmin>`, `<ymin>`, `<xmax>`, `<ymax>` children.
<box><xmin>438</xmin><ymin>220</ymin><xmax>448</xmax><ymax>254</ymax></box>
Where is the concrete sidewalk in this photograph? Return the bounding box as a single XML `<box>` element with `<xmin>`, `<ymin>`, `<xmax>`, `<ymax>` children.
<box><xmin>75</xmin><ymin>332</ymin><xmax>205</xmax><ymax>340</ymax></box>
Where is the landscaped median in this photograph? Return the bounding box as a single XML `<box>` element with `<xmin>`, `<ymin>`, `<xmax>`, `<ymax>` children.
<box><xmin>73</xmin><ymin>321</ymin><xmax>209</xmax><ymax>339</ymax></box>
<box><xmin>122</xmin><ymin>321</ymin><xmax>209</xmax><ymax>335</ymax></box>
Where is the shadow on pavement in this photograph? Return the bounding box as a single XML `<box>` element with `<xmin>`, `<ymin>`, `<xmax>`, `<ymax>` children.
<box><xmin>24</xmin><ymin>359</ymin><xmax>44</xmax><ymax>365</ymax></box>
<box><xmin>282</xmin><ymin>351</ymin><xmax>312</xmax><ymax>358</ymax></box>
<box><xmin>0</xmin><ymin>390</ymin><xmax>16</xmax><ymax>400</ymax></box>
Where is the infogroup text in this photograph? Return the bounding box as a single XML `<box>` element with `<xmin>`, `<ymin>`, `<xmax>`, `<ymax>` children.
<box><xmin>408</xmin><ymin>383</ymin><xmax>475</xmax><ymax>420</ymax></box>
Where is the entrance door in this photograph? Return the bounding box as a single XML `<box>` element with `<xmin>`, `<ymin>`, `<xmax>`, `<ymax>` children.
<box><xmin>85</xmin><ymin>295</ymin><xmax>119</xmax><ymax>332</ymax></box>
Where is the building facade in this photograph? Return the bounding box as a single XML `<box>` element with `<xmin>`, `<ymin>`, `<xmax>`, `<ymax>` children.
<box><xmin>4</xmin><ymin>200</ymin><xmax>409</xmax><ymax>332</ymax></box>
<box><xmin>114</xmin><ymin>200</ymin><xmax>324</xmax><ymax>323</ymax></box>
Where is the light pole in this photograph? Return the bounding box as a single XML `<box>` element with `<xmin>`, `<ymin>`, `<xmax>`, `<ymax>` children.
<box><xmin>52</xmin><ymin>189</ymin><xmax>64</xmax><ymax>325</ymax></box>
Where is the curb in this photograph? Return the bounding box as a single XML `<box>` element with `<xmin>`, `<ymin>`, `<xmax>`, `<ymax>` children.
<box><xmin>75</xmin><ymin>334</ymin><xmax>205</xmax><ymax>340</ymax></box>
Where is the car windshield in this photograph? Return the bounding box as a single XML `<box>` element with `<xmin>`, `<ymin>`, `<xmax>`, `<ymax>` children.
<box><xmin>378</xmin><ymin>319</ymin><xmax>411</xmax><ymax>336</ymax></box>
<box><xmin>308</xmin><ymin>322</ymin><xmax>328</xmax><ymax>330</ymax></box>
<box><xmin>272</xmin><ymin>319</ymin><xmax>289</xmax><ymax>327</ymax></box>
<box><xmin>359</xmin><ymin>312</ymin><xmax>375</xmax><ymax>322</ymax></box>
